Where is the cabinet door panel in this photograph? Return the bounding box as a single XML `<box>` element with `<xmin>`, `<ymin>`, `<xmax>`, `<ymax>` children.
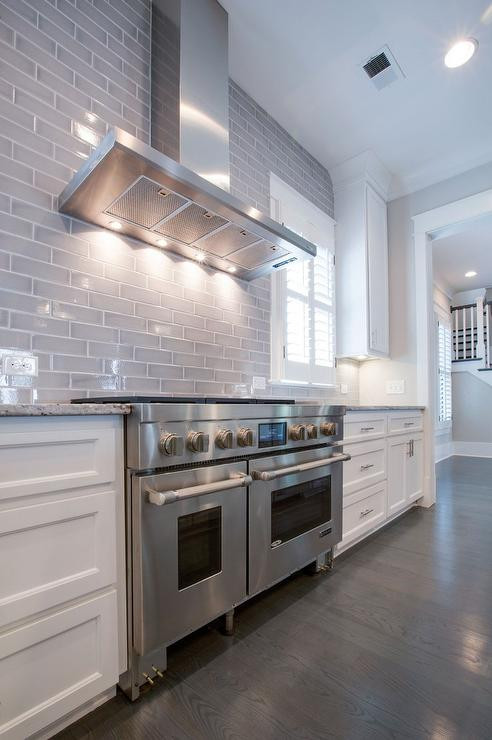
<box><xmin>343</xmin><ymin>438</ymin><xmax>386</xmax><ymax>495</ymax></box>
<box><xmin>342</xmin><ymin>482</ymin><xmax>386</xmax><ymax>547</ymax></box>
<box><xmin>387</xmin><ymin>436</ymin><xmax>408</xmax><ymax>515</ymax></box>
<box><xmin>366</xmin><ymin>185</ymin><xmax>389</xmax><ymax>355</ymax></box>
<box><xmin>0</xmin><ymin>427</ymin><xmax>116</xmax><ymax>501</ymax></box>
<box><xmin>0</xmin><ymin>590</ymin><xmax>118</xmax><ymax>740</ymax></box>
<box><xmin>407</xmin><ymin>435</ymin><xmax>424</xmax><ymax>503</ymax></box>
<box><xmin>0</xmin><ymin>491</ymin><xmax>116</xmax><ymax>627</ymax></box>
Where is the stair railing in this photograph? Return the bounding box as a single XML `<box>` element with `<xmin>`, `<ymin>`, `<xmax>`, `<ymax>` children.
<box><xmin>451</xmin><ymin>297</ymin><xmax>490</xmax><ymax>367</ymax></box>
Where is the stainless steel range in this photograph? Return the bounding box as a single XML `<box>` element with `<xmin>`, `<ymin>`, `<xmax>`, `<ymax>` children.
<box><xmin>73</xmin><ymin>397</ymin><xmax>349</xmax><ymax>700</ymax></box>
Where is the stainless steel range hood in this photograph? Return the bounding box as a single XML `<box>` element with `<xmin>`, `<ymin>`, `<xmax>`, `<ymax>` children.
<box><xmin>58</xmin><ymin>0</ymin><xmax>317</xmax><ymax>281</ymax></box>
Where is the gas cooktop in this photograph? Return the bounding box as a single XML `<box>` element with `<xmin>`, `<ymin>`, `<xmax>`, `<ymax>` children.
<box><xmin>71</xmin><ymin>396</ymin><xmax>295</xmax><ymax>405</ymax></box>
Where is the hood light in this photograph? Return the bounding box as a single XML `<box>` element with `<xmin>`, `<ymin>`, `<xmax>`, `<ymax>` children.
<box><xmin>109</xmin><ymin>220</ymin><xmax>122</xmax><ymax>230</ymax></box>
<box><xmin>465</xmin><ymin>270</ymin><xmax>477</xmax><ymax>277</ymax></box>
<box><xmin>194</xmin><ymin>250</ymin><xmax>206</xmax><ymax>263</ymax></box>
<box><xmin>156</xmin><ymin>238</ymin><xmax>168</xmax><ymax>247</ymax></box>
<box><xmin>444</xmin><ymin>38</ymin><xmax>478</xmax><ymax>68</ymax></box>
<box><xmin>227</xmin><ymin>266</ymin><xmax>237</xmax><ymax>273</ymax></box>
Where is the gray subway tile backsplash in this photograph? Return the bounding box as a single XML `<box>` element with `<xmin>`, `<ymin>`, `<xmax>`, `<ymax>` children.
<box><xmin>0</xmin><ymin>0</ymin><xmax>358</xmax><ymax>403</ymax></box>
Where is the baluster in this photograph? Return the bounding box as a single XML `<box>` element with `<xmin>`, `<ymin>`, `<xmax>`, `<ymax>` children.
<box><xmin>476</xmin><ymin>297</ymin><xmax>485</xmax><ymax>364</ymax></box>
<box><xmin>463</xmin><ymin>306</ymin><xmax>467</xmax><ymax>359</ymax></box>
<box><xmin>454</xmin><ymin>308</ymin><xmax>458</xmax><ymax>360</ymax></box>
<box><xmin>470</xmin><ymin>305</ymin><xmax>475</xmax><ymax>358</ymax></box>
<box><xmin>487</xmin><ymin>304</ymin><xmax>491</xmax><ymax>367</ymax></box>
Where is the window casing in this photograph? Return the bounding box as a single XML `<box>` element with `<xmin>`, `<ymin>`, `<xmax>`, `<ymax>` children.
<box><xmin>437</xmin><ymin>317</ymin><xmax>452</xmax><ymax>426</ymax></box>
<box><xmin>270</xmin><ymin>175</ymin><xmax>336</xmax><ymax>386</ymax></box>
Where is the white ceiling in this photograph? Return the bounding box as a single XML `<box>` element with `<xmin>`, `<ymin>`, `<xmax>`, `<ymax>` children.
<box><xmin>432</xmin><ymin>213</ymin><xmax>492</xmax><ymax>294</ymax></box>
<box><xmin>221</xmin><ymin>0</ymin><xmax>492</xmax><ymax>199</ymax></box>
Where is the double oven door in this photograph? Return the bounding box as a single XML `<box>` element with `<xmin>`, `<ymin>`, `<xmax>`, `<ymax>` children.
<box><xmin>248</xmin><ymin>446</ymin><xmax>344</xmax><ymax>596</ymax></box>
<box><xmin>132</xmin><ymin>461</ymin><xmax>248</xmax><ymax>655</ymax></box>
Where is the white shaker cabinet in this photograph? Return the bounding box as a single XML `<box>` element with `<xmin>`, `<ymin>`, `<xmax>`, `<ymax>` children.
<box><xmin>387</xmin><ymin>432</ymin><xmax>424</xmax><ymax>516</ymax></box>
<box><xmin>338</xmin><ymin>409</ymin><xmax>424</xmax><ymax>554</ymax></box>
<box><xmin>0</xmin><ymin>414</ymin><xmax>125</xmax><ymax>740</ymax></box>
<box><xmin>332</xmin><ymin>152</ymin><xmax>391</xmax><ymax>359</ymax></box>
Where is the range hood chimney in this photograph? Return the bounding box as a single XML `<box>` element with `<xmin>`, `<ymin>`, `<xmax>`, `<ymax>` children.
<box><xmin>58</xmin><ymin>0</ymin><xmax>316</xmax><ymax>280</ymax></box>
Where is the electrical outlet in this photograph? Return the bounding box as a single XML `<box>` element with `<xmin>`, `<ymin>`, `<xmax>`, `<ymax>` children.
<box><xmin>386</xmin><ymin>379</ymin><xmax>405</xmax><ymax>394</ymax></box>
<box><xmin>252</xmin><ymin>376</ymin><xmax>266</xmax><ymax>391</ymax></box>
<box><xmin>339</xmin><ymin>383</ymin><xmax>348</xmax><ymax>394</ymax></box>
<box><xmin>3</xmin><ymin>355</ymin><xmax>38</xmax><ymax>377</ymax></box>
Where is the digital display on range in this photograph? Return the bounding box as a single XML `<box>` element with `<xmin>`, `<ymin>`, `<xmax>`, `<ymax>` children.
<box><xmin>258</xmin><ymin>422</ymin><xmax>287</xmax><ymax>448</ymax></box>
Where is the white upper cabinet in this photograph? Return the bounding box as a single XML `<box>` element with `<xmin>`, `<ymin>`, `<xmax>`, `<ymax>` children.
<box><xmin>332</xmin><ymin>152</ymin><xmax>391</xmax><ymax>359</ymax></box>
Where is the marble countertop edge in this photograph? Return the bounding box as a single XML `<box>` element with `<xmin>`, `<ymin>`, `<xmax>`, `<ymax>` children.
<box><xmin>0</xmin><ymin>403</ymin><xmax>132</xmax><ymax>417</ymax></box>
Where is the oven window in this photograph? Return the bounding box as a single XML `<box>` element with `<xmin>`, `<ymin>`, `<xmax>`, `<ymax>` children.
<box><xmin>178</xmin><ymin>507</ymin><xmax>222</xmax><ymax>590</ymax></box>
<box><xmin>271</xmin><ymin>476</ymin><xmax>331</xmax><ymax>546</ymax></box>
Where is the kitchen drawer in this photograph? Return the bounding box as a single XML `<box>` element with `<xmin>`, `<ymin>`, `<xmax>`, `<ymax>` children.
<box><xmin>0</xmin><ymin>423</ymin><xmax>117</xmax><ymax>501</ymax></box>
<box><xmin>344</xmin><ymin>414</ymin><xmax>386</xmax><ymax>442</ymax></box>
<box><xmin>341</xmin><ymin>482</ymin><xmax>386</xmax><ymax>548</ymax></box>
<box><xmin>342</xmin><ymin>438</ymin><xmax>386</xmax><ymax>495</ymax></box>
<box><xmin>0</xmin><ymin>491</ymin><xmax>116</xmax><ymax>628</ymax></box>
<box><xmin>388</xmin><ymin>413</ymin><xmax>423</xmax><ymax>436</ymax></box>
<box><xmin>0</xmin><ymin>589</ymin><xmax>118</xmax><ymax>740</ymax></box>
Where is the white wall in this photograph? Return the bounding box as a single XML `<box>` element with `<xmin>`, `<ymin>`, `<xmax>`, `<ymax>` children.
<box><xmin>451</xmin><ymin>287</ymin><xmax>486</xmax><ymax>307</ymax></box>
<box><xmin>359</xmin><ymin>160</ymin><xmax>492</xmax><ymax>405</ymax></box>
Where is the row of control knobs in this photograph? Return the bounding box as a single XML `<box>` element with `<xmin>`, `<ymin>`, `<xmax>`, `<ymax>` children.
<box><xmin>159</xmin><ymin>422</ymin><xmax>337</xmax><ymax>456</ymax></box>
<box><xmin>289</xmin><ymin>421</ymin><xmax>337</xmax><ymax>440</ymax></box>
<box><xmin>158</xmin><ymin>427</ymin><xmax>255</xmax><ymax>455</ymax></box>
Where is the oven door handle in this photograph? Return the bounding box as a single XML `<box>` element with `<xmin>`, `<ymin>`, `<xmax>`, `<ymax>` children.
<box><xmin>251</xmin><ymin>452</ymin><xmax>351</xmax><ymax>482</ymax></box>
<box><xmin>146</xmin><ymin>471</ymin><xmax>252</xmax><ymax>506</ymax></box>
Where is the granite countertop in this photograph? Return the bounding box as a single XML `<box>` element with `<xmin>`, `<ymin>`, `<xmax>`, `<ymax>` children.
<box><xmin>345</xmin><ymin>405</ymin><xmax>425</xmax><ymax>411</ymax></box>
<box><xmin>0</xmin><ymin>403</ymin><xmax>132</xmax><ymax>417</ymax></box>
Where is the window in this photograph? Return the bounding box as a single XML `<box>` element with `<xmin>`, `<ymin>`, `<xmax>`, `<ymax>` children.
<box><xmin>437</xmin><ymin>318</ymin><xmax>452</xmax><ymax>425</ymax></box>
<box><xmin>270</xmin><ymin>175</ymin><xmax>336</xmax><ymax>386</ymax></box>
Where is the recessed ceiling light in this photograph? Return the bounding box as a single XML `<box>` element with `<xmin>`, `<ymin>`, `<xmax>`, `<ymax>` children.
<box><xmin>156</xmin><ymin>238</ymin><xmax>168</xmax><ymax>247</ymax></box>
<box><xmin>194</xmin><ymin>250</ymin><xmax>206</xmax><ymax>263</ymax></box>
<box><xmin>444</xmin><ymin>38</ymin><xmax>478</xmax><ymax>68</ymax></box>
<box><xmin>108</xmin><ymin>220</ymin><xmax>122</xmax><ymax>230</ymax></box>
<box><xmin>227</xmin><ymin>266</ymin><xmax>236</xmax><ymax>273</ymax></box>
<box><xmin>465</xmin><ymin>270</ymin><xmax>477</xmax><ymax>278</ymax></box>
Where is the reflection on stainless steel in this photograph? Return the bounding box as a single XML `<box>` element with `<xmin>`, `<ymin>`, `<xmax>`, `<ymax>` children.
<box><xmin>57</xmin><ymin>0</ymin><xmax>318</xmax><ymax>280</ymax></box>
<box><xmin>96</xmin><ymin>397</ymin><xmax>348</xmax><ymax>700</ymax></box>
<box><xmin>58</xmin><ymin>129</ymin><xmax>317</xmax><ymax>281</ymax></box>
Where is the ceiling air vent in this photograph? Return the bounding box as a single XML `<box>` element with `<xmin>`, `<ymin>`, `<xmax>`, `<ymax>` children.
<box><xmin>361</xmin><ymin>45</ymin><xmax>405</xmax><ymax>90</ymax></box>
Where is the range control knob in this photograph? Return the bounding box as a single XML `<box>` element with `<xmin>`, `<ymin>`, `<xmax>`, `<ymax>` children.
<box><xmin>306</xmin><ymin>423</ymin><xmax>318</xmax><ymax>439</ymax></box>
<box><xmin>289</xmin><ymin>423</ymin><xmax>306</xmax><ymax>441</ymax></box>
<box><xmin>237</xmin><ymin>427</ymin><xmax>255</xmax><ymax>447</ymax></box>
<box><xmin>320</xmin><ymin>421</ymin><xmax>337</xmax><ymax>437</ymax></box>
<box><xmin>187</xmin><ymin>431</ymin><xmax>209</xmax><ymax>453</ymax></box>
<box><xmin>215</xmin><ymin>428</ymin><xmax>234</xmax><ymax>449</ymax></box>
<box><xmin>158</xmin><ymin>432</ymin><xmax>183</xmax><ymax>456</ymax></box>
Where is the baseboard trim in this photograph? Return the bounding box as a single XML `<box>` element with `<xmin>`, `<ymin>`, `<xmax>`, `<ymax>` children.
<box><xmin>452</xmin><ymin>441</ymin><xmax>492</xmax><ymax>458</ymax></box>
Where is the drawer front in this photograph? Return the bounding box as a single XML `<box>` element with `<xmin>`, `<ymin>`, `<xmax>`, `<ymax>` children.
<box><xmin>0</xmin><ymin>491</ymin><xmax>116</xmax><ymax>628</ymax></box>
<box><xmin>388</xmin><ymin>413</ymin><xmax>423</xmax><ymax>435</ymax></box>
<box><xmin>0</xmin><ymin>590</ymin><xmax>118</xmax><ymax>740</ymax></box>
<box><xmin>344</xmin><ymin>414</ymin><xmax>386</xmax><ymax>442</ymax></box>
<box><xmin>343</xmin><ymin>439</ymin><xmax>386</xmax><ymax>495</ymax></box>
<box><xmin>0</xmin><ymin>425</ymin><xmax>116</xmax><ymax>501</ymax></box>
<box><xmin>342</xmin><ymin>482</ymin><xmax>386</xmax><ymax>547</ymax></box>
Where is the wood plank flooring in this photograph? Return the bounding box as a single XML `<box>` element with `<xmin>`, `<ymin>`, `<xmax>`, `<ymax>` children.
<box><xmin>56</xmin><ymin>456</ymin><xmax>492</xmax><ymax>739</ymax></box>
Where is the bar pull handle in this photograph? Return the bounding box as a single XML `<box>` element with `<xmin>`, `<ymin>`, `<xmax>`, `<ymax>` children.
<box><xmin>359</xmin><ymin>508</ymin><xmax>374</xmax><ymax>519</ymax></box>
<box><xmin>146</xmin><ymin>472</ymin><xmax>252</xmax><ymax>506</ymax></box>
<box><xmin>360</xmin><ymin>463</ymin><xmax>375</xmax><ymax>471</ymax></box>
<box><xmin>360</xmin><ymin>426</ymin><xmax>375</xmax><ymax>432</ymax></box>
<box><xmin>252</xmin><ymin>452</ymin><xmax>351</xmax><ymax>482</ymax></box>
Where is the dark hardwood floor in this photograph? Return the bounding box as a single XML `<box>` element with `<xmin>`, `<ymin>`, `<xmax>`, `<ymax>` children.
<box><xmin>57</xmin><ymin>456</ymin><xmax>492</xmax><ymax>739</ymax></box>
